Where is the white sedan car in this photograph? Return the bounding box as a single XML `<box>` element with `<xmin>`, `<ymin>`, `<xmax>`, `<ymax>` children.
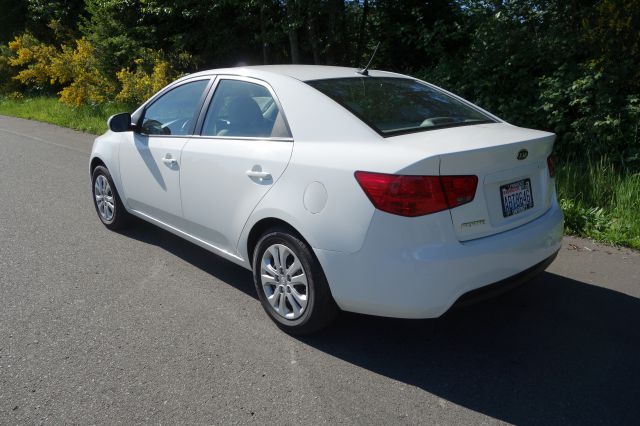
<box><xmin>90</xmin><ymin>65</ymin><xmax>563</xmax><ymax>334</ymax></box>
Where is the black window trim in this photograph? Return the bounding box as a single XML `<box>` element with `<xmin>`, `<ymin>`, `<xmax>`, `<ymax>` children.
<box><xmin>305</xmin><ymin>77</ymin><xmax>498</xmax><ymax>138</ymax></box>
<box><xmin>132</xmin><ymin>76</ymin><xmax>215</xmax><ymax>138</ymax></box>
<box><xmin>193</xmin><ymin>75</ymin><xmax>294</xmax><ymax>142</ymax></box>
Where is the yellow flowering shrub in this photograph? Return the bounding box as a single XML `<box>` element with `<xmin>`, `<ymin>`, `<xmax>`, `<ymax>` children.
<box><xmin>6</xmin><ymin>31</ymin><xmax>180</xmax><ymax>107</ymax></box>
<box><xmin>52</xmin><ymin>39</ymin><xmax>116</xmax><ymax>107</ymax></box>
<box><xmin>115</xmin><ymin>54</ymin><xmax>177</xmax><ymax>105</ymax></box>
<box><xmin>7</xmin><ymin>34</ymin><xmax>114</xmax><ymax>106</ymax></box>
<box><xmin>7</xmin><ymin>34</ymin><xmax>57</xmax><ymax>86</ymax></box>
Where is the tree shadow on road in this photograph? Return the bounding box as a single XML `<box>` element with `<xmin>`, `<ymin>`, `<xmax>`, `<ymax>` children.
<box><xmin>298</xmin><ymin>272</ymin><xmax>640</xmax><ymax>424</ymax></box>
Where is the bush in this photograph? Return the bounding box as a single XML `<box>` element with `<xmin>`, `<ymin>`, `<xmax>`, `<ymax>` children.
<box><xmin>115</xmin><ymin>53</ymin><xmax>178</xmax><ymax>105</ymax></box>
<box><xmin>52</xmin><ymin>38</ymin><xmax>116</xmax><ymax>106</ymax></box>
<box><xmin>4</xmin><ymin>30</ymin><xmax>180</xmax><ymax>107</ymax></box>
<box><xmin>0</xmin><ymin>44</ymin><xmax>21</xmax><ymax>94</ymax></box>
<box><xmin>539</xmin><ymin>62</ymin><xmax>640</xmax><ymax>167</ymax></box>
<box><xmin>7</xmin><ymin>33</ymin><xmax>58</xmax><ymax>87</ymax></box>
<box><xmin>7</xmin><ymin>33</ymin><xmax>115</xmax><ymax>106</ymax></box>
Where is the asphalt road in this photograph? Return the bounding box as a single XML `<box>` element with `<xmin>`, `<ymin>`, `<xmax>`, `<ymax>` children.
<box><xmin>1</xmin><ymin>115</ymin><xmax>639</xmax><ymax>425</ymax></box>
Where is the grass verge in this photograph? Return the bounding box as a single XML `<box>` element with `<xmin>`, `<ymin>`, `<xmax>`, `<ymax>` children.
<box><xmin>0</xmin><ymin>96</ymin><xmax>131</xmax><ymax>134</ymax></box>
<box><xmin>556</xmin><ymin>158</ymin><xmax>640</xmax><ymax>249</ymax></box>
<box><xmin>0</xmin><ymin>96</ymin><xmax>638</xmax><ymax>249</ymax></box>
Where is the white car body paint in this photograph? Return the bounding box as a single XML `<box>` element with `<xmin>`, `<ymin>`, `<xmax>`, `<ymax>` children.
<box><xmin>118</xmin><ymin>133</ymin><xmax>188</xmax><ymax>227</ymax></box>
<box><xmin>90</xmin><ymin>65</ymin><xmax>563</xmax><ymax>319</ymax></box>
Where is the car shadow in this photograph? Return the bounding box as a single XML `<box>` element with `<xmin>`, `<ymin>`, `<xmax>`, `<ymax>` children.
<box><xmin>301</xmin><ymin>272</ymin><xmax>640</xmax><ymax>424</ymax></box>
<box><xmin>118</xmin><ymin>220</ymin><xmax>257</xmax><ymax>300</ymax></box>
<box><xmin>118</xmin><ymin>222</ymin><xmax>639</xmax><ymax>424</ymax></box>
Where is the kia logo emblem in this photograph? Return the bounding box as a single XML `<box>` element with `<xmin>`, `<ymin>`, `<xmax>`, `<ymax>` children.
<box><xmin>517</xmin><ymin>149</ymin><xmax>528</xmax><ymax>160</ymax></box>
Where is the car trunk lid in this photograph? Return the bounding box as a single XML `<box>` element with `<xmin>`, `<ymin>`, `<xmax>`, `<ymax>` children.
<box><xmin>391</xmin><ymin>123</ymin><xmax>556</xmax><ymax>241</ymax></box>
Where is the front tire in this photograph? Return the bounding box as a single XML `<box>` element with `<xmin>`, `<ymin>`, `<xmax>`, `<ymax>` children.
<box><xmin>91</xmin><ymin>165</ymin><xmax>131</xmax><ymax>230</ymax></box>
<box><xmin>253</xmin><ymin>227</ymin><xmax>339</xmax><ymax>335</ymax></box>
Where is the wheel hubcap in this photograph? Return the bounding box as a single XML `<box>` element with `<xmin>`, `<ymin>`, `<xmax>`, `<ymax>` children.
<box><xmin>94</xmin><ymin>175</ymin><xmax>115</xmax><ymax>221</ymax></box>
<box><xmin>260</xmin><ymin>244</ymin><xmax>308</xmax><ymax>320</ymax></box>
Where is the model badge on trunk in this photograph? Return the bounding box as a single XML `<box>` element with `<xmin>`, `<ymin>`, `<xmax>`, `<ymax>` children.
<box><xmin>461</xmin><ymin>219</ymin><xmax>486</xmax><ymax>228</ymax></box>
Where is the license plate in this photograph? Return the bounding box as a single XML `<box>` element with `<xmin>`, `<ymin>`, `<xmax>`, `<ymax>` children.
<box><xmin>500</xmin><ymin>178</ymin><xmax>534</xmax><ymax>217</ymax></box>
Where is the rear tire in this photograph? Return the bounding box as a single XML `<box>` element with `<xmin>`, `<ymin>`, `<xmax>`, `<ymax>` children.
<box><xmin>253</xmin><ymin>226</ymin><xmax>339</xmax><ymax>335</ymax></box>
<box><xmin>91</xmin><ymin>165</ymin><xmax>132</xmax><ymax>230</ymax></box>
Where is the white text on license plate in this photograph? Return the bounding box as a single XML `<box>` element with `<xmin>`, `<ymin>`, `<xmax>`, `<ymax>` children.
<box><xmin>500</xmin><ymin>178</ymin><xmax>534</xmax><ymax>217</ymax></box>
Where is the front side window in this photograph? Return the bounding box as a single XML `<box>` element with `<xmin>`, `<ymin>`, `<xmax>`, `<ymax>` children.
<box><xmin>201</xmin><ymin>79</ymin><xmax>290</xmax><ymax>138</ymax></box>
<box><xmin>307</xmin><ymin>77</ymin><xmax>494</xmax><ymax>136</ymax></box>
<box><xmin>141</xmin><ymin>79</ymin><xmax>209</xmax><ymax>136</ymax></box>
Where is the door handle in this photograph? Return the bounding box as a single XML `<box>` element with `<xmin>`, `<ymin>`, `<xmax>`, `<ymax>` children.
<box><xmin>246</xmin><ymin>169</ymin><xmax>272</xmax><ymax>180</ymax></box>
<box><xmin>162</xmin><ymin>155</ymin><xmax>178</xmax><ymax>166</ymax></box>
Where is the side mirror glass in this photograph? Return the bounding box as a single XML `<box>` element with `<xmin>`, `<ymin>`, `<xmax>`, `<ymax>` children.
<box><xmin>108</xmin><ymin>112</ymin><xmax>132</xmax><ymax>132</ymax></box>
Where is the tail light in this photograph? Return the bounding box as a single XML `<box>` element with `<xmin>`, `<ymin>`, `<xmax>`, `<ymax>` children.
<box><xmin>547</xmin><ymin>154</ymin><xmax>555</xmax><ymax>178</ymax></box>
<box><xmin>440</xmin><ymin>175</ymin><xmax>479</xmax><ymax>208</ymax></box>
<box><xmin>354</xmin><ymin>171</ymin><xmax>478</xmax><ymax>217</ymax></box>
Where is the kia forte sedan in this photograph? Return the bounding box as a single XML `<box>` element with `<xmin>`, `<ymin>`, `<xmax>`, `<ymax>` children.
<box><xmin>90</xmin><ymin>65</ymin><xmax>563</xmax><ymax>334</ymax></box>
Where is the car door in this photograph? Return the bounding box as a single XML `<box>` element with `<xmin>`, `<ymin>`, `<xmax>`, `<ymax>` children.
<box><xmin>118</xmin><ymin>78</ymin><xmax>211</xmax><ymax>227</ymax></box>
<box><xmin>180</xmin><ymin>77</ymin><xmax>294</xmax><ymax>256</ymax></box>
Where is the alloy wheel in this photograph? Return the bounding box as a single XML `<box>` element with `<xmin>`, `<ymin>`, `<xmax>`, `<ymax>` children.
<box><xmin>94</xmin><ymin>174</ymin><xmax>115</xmax><ymax>222</ymax></box>
<box><xmin>260</xmin><ymin>244</ymin><xmax>309</xmax><ymax>320</ymax></box>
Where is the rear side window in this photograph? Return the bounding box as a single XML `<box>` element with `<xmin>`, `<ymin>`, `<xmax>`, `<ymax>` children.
<box><xmin>307</xmin><ymin>77</ymin><xmax>494</xmax><ymax>136</ymax></box>
<box><xmin>141</xmin><ymin>79</ymin><xmax>209</xmax><ymax>136</ymax></box>
<box><xmin>201</xmin><ymin>79</ymin><xmax>291</xmax><ymax>138</ymax></box>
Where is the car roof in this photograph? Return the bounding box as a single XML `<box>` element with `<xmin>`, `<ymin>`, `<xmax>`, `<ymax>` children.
<box><xmin>183</xmin><ymin>65</ymin><xmax>409</xmax><ymax>82</ymax></box>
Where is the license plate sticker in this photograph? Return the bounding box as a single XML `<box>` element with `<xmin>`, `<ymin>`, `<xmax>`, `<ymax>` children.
<box><xmin>500</xmin><ymin>178</ymin><xmax>534</xmax><ymax>217</ymax></box>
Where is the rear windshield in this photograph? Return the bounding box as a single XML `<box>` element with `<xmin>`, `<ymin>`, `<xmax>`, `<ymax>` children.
<box><xmin>306</xmin><ymin>77</ymin><xmax>495</xmax><ymax>136</ymax></box>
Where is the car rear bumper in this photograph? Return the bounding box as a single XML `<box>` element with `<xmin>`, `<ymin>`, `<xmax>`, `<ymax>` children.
<box><xmin>451</xmin><ymin>249</ymin><xmax>558</xmax><ymax>308</ymax></box>
<box><xmin>314</xmin><ymin>198</ymin><xmax>564</xmax><ymax>318</ymax></box>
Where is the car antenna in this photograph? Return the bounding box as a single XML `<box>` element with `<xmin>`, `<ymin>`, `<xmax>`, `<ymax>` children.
<box><xmin>357</xmin><ymin>41</ymin><xmax>380</xmax><ymax>76</ymax></box>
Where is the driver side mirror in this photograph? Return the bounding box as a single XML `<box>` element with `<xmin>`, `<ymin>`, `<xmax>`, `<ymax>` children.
<box><xmin>108</xmin><ymin>112</ymin><xmax>133</xmax><ymax>132</ymax></box>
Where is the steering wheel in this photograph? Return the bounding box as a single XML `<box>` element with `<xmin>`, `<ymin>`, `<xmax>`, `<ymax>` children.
<box><xmin>142</xmin><ymin>119</ymin><xmax>171</xmax><ymax>135</ymax></box>
<box><xmin>179</xmin><ymin>118</ymin><xmax>191</xmax><ymax>133</ymax></box>
<box><xmin>216</xmin><ymin>118</ymin><xmax>230</xmax><ymax>134</ymax></box>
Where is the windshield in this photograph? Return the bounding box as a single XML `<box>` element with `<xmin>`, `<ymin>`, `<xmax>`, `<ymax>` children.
<box><xmin>306</xmin><ymin>77</ymin><xmax>495</xmax><ymax>136</ymax></box>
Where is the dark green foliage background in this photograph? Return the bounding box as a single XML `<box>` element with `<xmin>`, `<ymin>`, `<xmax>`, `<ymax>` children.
<box><xmin>2</xmin><ymin>0</ymin><xmax>638</xmax><ymax>167</ymax></box>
